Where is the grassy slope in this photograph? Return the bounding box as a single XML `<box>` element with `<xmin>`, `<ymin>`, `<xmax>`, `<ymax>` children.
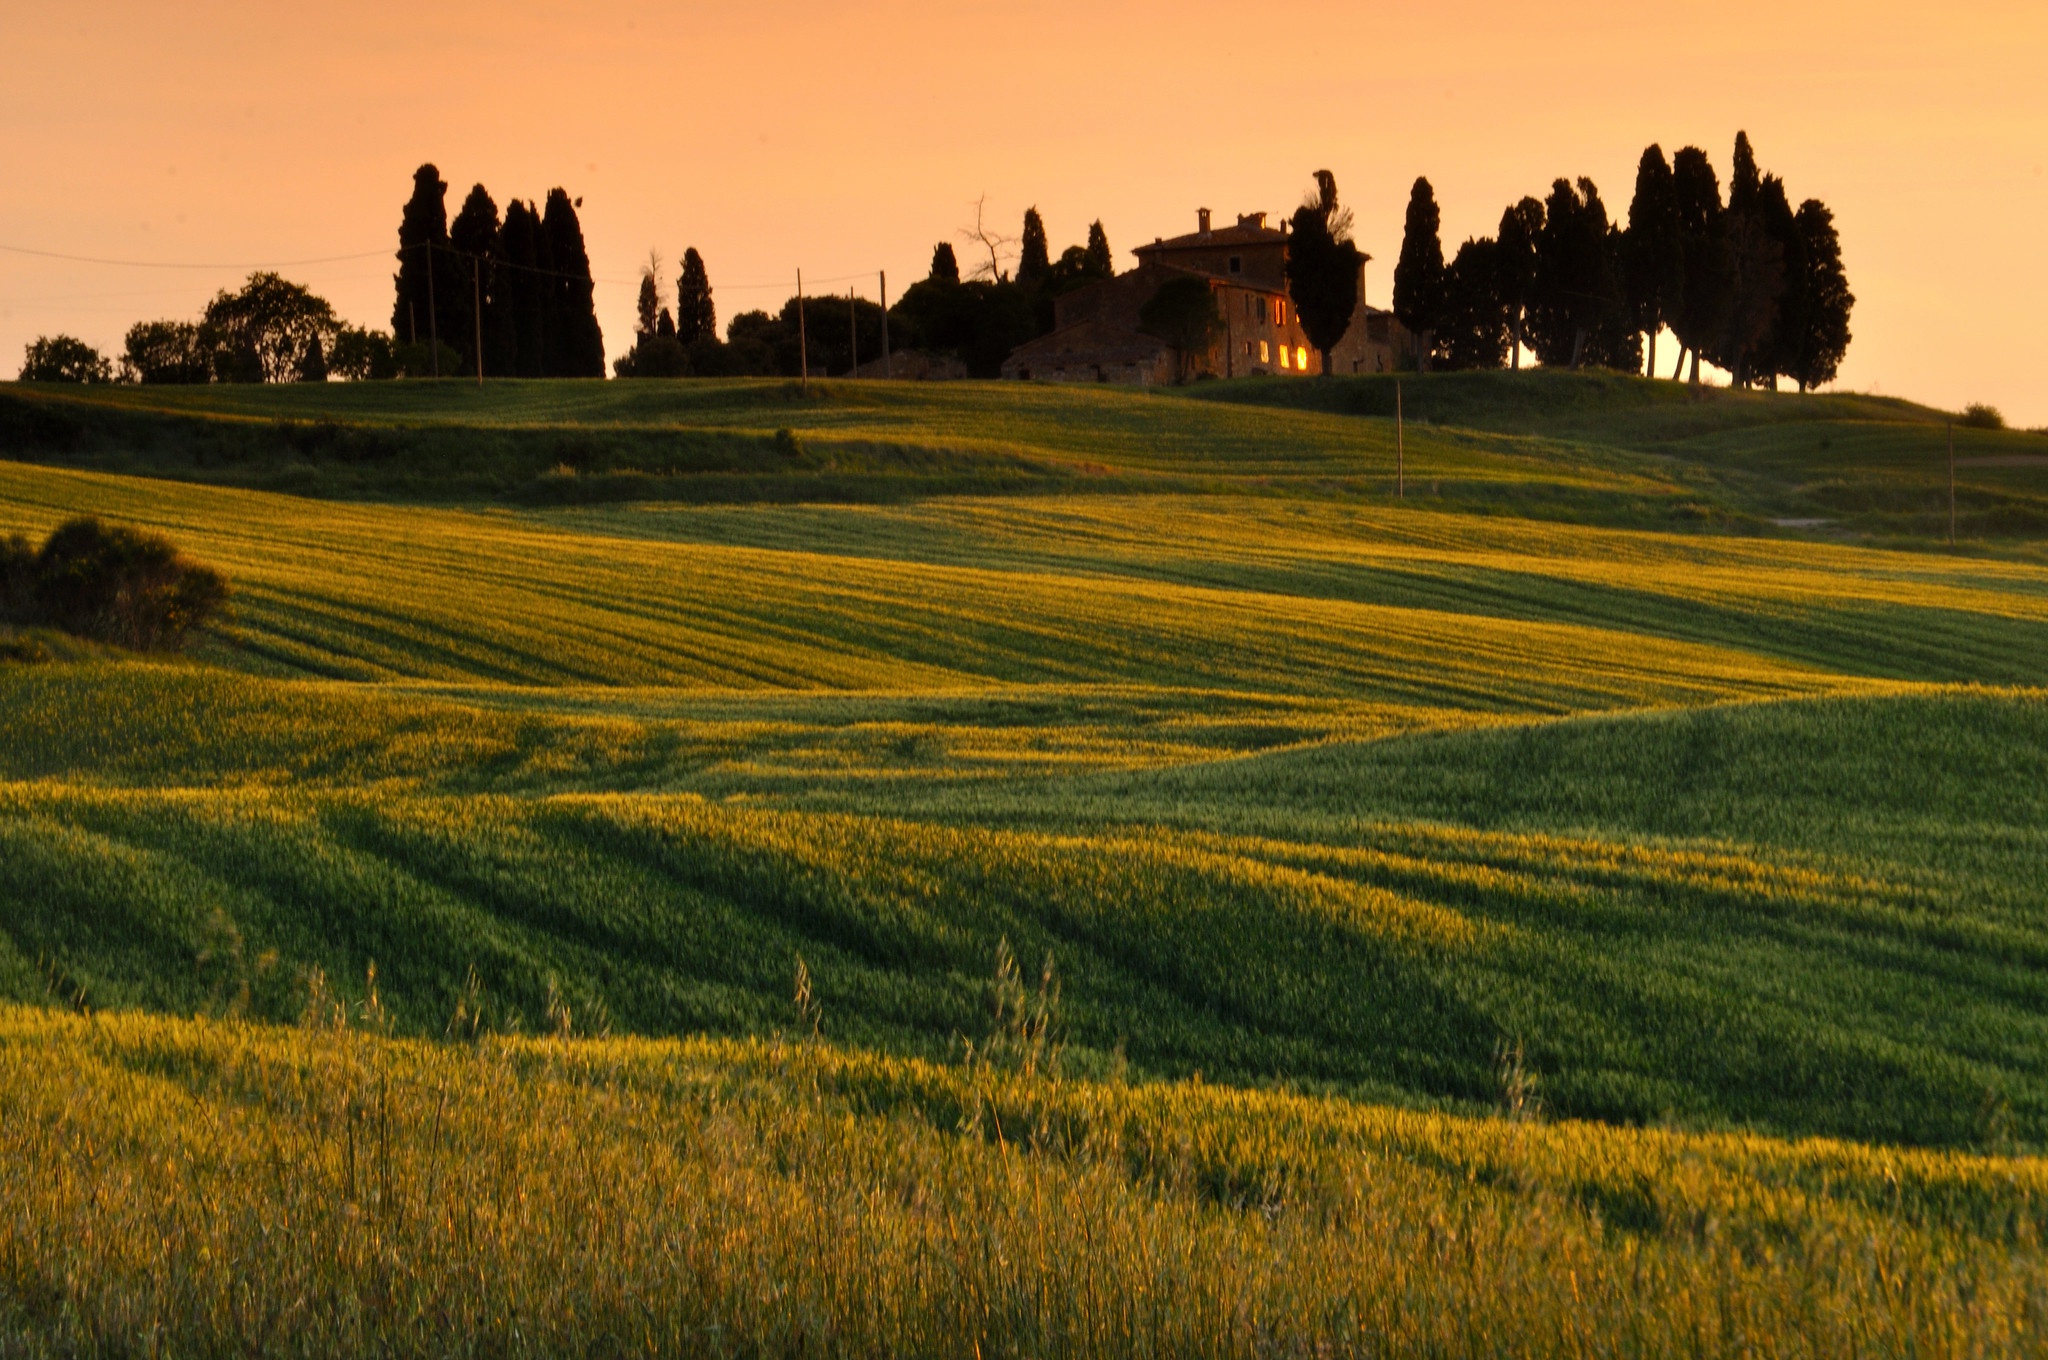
<box><xmin>0</xmin><ymin>372</ymin><xmax>2044</xmax><ymax>1155</ymax></box>
<box><xmin>3</xmin><ymin>1006</ymin><xmax>2041</xmax><ymax>1359</ymax></box>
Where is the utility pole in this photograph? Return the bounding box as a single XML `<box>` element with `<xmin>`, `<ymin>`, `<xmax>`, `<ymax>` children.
<box><xmin>424</xmin><ymin>242</ymin><xmax>440</xmax><ymax>377</ymax></box>
<box><xmin>1395</xmin><ymin>380</ymin><xmax>1405</xmax><ymax>500</ymax></box>
<box><xmin>473</xmin><ymin>257</ymin><xmax>484</xmax><ymax>388</ymax></box>
<box><xmin>796</xmin><ymin>269</ymin><xmax>808</xmax><ymax>395</ymax></box>
<box><xmin>849</xmin><ymin>288</ymin><xmax>858</xmax><ymax>376</ymax></box>
<box><xmin>879</xmin><ymin>271</ymin><xmax>890</xmax><ymax>379</ymax></box>
<box><xmin>1948</xmin><ymin>421</ymin><xmax>1957</xmax><ymax>547</ymax></box>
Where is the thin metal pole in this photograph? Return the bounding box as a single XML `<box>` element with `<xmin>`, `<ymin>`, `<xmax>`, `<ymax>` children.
<box><xmin>796</xmin><ymin>269</ymin><xmax>808</xmax><ymax>394</ymax></box>
<box><xmin>424</xmin><ymin>243</ymin><xmax>440</xmax><ymax>377</ymax></box>
<box><xmin>879</xmin><ymin>271</ymin><xmax>890</xmax><ymax>378</ymax></box>
<box><xmin>1948</xmin><ymin>421</ymin><xmax>1957</xmax><ymax>547</ymax></box>
<box><xmin>1396</xmin><ymin>380</ymin><xmax>1405</xmax><ymax>500</ymax></box>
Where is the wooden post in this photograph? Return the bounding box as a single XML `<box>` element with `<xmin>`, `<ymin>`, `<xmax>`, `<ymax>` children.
<box><xmin>849</xmin><ymin>288</ymin><xmax>858</xmax><ymax>376</ymax></box>
<box><xmin>1948</xmin><ymin>421</ymin><xmax>1957</xmax><ymax>547</ymax></box>
<box><xmin>473</xmin><ymin>258</ymin><xmax>484</xmax><ymax>388</ymax></box>
<box><xmin>1396</xmin><ymin>380</ymin><xmax>1405</xmax><ymax>500</ymax></box>
<box><xmin>879</xmin><ymin>271</ymin><xmax>890</xmax><ymax>379</ymax></box>
<box><xmin>796</xmin><ymin>269</ymin><xmax>808</xmax><ymax>395</ymax></box>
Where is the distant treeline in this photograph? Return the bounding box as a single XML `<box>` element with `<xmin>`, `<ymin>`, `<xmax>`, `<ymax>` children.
<box><xmin>1392</xmin><ymin>132</ymin><xmax>1853</xmax><ymax>390</ymax></box>
<box><xmin>616</xmin><ymin>211</ymin><xmax>1116</xmax><ymax>380</ymax></box>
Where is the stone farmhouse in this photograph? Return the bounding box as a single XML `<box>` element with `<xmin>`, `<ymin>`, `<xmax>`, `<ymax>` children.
<box><xmin>1001</xmin><ymin>209</ymin><xmax>1411</xmax><ymax>385</ymax></box>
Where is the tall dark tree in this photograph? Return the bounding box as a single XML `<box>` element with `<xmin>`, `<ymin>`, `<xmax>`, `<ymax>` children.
<box><xmin>929</xmin><ymin>243</ymin><xmax>961</xmax><ymax>284</ymax></box>
<box><xmin>1392</xmin><ymin>177</ymin><xmax>1446</xmax><ymax>371</ymax></box>
<box><xmin>391</xmin><ymin>165</ymin><xmax>455</xmax><ymax>360</ymax></box>
<box><xmin>496</xmin><ymin>199</ymin><xmax>549</xmax><ymax>378</ymax></box>
<box><xmin>1529</xmin><ymin>178</ymin><xmax>1621</xmax><ymax>369</ymax></box>
<box><xmin>1667</xmin><ymin>147</ymin><xmax>1727</xmax><ymax>384</ymax></box>
<box><xmin>1787</xmin><ymin>199</ymin><xmax>1853</xmax><ymax>391</ymax></box>
<box><xmin>120</xmin><ymin>321</ymin><xmax>211</xmax><ymax>384</ymax></box>
<box><xmin>1494</xmin><ymin>197</ymin><xmax>1542</xmax><ymax>370</ymax></box>
<box><xmin>675</xmin><ymin>248</ymin><xmax>716</xmax><ymax>344</ymax></box>
<box><xmin>1708</xmin><ymin>135</ymin><xmax>1783</xmax><ymax>387</ymax></box>
<box><xmin>1082</xmin><ymin>221</ymin><xmax>1114</xmax><ymax>279</ymax></box>
<box><xmin>1017</xmin><ymin>208</ymin><xmax>1051</xmax><ymax>289</ymax></box>
<box><xmin>1584</xmin><ymin>224</ymin><xmax>1645</xmax><ymax>373</ymax></box>
<box><xmin>1437</xmin><ymin>237</ymin><xmax>1509</xmax><ymax>371</ymax></box>
<box><xmin>1623</xmin><ymin>145</ymin><xmax>1684</xmax><ymax>378</ymax></box>
<box><xmin>1757</xmin><ymin>175</ymin><xmax>1806</xmax><ymax>388</ymax></box>
<box><xmin>540</xmin><ymin>189</ymin><xmax>605</xmax><ymax>377</ymax></box>
<box><xmin>634</xmin><ymin>263</ymin><xmax>661</xmax><ymax>341</ymax></box>
<box><xmin>1728</xmin><ymin>131</ymin><xmax>1762</xmax><ymax>217</ymax></box>
<box><xmin>446</xmin><ymin>183</ymin><xmax>501</xmax><ymax>377</ymax></box>
<box><xmin>1285</xmin><ymin>170</ymin><xmax>1365</xmax><ymax>376</ymax></box>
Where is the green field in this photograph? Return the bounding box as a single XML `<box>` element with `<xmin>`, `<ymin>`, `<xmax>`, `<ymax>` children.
<box><xmin>2</xmin><ymin>371</ymin><xmax>2046</xmax><ymax>1354</ymax></box>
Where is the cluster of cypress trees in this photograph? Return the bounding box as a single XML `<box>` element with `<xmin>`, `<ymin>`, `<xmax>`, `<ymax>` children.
<box><xmin>393</xmin><ymin>164</ymin><xmax>605</xmax><ymax>379</ymax></box>
<box><xmin>1393</xmin><ymin>133</ymin><xmax>1853</xmax><ymax>391</ymax></box>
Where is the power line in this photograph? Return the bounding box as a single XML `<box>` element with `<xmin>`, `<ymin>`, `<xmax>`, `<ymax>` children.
<box><xmin>0</xmin><ymin>243</ymin><xmax>390</xmax><ymax>270</ymax></box>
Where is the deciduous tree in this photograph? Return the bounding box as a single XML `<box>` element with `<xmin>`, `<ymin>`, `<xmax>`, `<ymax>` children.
<box><xmin>119</xmin><ymin>321</ymin><xmax>210</xmax><ymax>384</ymax></box>
<box><xmin>1138</xmin><ymin>276</ymin><xmax>1223</xmax><ymax>383</ymax></box>
<box><xmin>17</xmin><ymin>336</ymin><xmax>111</xmax><ymax>383</ymax></box>
<box><xmin>203</xmin><ymin>273</ymin><xmax>338</xmax><ymax>384</ymax></box>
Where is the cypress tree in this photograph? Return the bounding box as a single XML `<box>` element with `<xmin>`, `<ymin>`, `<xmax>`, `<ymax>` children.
<box><xmin>447</xmin><ymin>184</ymin><xmax>501</xmax><ymax>377</ymax></box>
<box><xmin>1284</xmin><ymin>170</ymin><xmax>1364</xmax><ymax>377</ymax></box>
<box><xmin>1529</xmin><ymin>178</ymin><xmax>1620</xmax><ymax>369</ymax></box>
<box><xmin>634</xmin><ymin>268</ymin><xmax>661</xmax><ymax>341</ymax></box>
<box><xmin>676</xmin><ymin>248</ymin><xmax>716</xmax><ymax>344</ymax></box>
<box><xmin>1789</xmin><ymin>199</ymin><xmax>1853</xmax><ymax>391</ymax></box>
<box><xmin>497</xmin><ymin>199</ymin><xmax>548</xmax><ymax>378</ymax></box>
<box><xmin>1392</xmin><ymin>177</ymin><xmax>1446</xmax><ymax>372</ymax></box>
<box><xmin>1083</xmin><ymin>221</ymin><xmax>1114</xmax><ymax>279</ymax></box>
<box><xmin>1018</xmin><ymin>208</ymin><xmax>1051</xmax><ymax>289</ymax></box>
<box><xmin>392</xmin><ymin>164</ymin><xmax>450</xmax><ymax>348</ymax></box>
<box><xmin>1624</xmin><ymin>145</ymin><xmax>1684</xmax><ymax>378</ymax></box>
<box><xmin>296</xmin><ymin>335</ymin><xmax>328</xmax><ymax>383</ymax></box>
<box><xmin>1668</xmin><ymin>147</ymin><xmax>1727</xmax><ymax>384</ymax></box>
<box><xmin>929</xmin><ymin>243</ymin><xmax>961</xmax><ymax>284</ymax></box>
<box><xmin>1437</xmin><ymin>237</ymin><xmax>1509</xmax><ymax>370</ymax></box>
<box><xmin>1711</xmin><ymin>134</ymin><xmax>1784</xmax><ymax>387</ymax></box>
<box><xmin>1494</xmin><ymin>198</ymin><xmax>1542</xmax><ymax>370</ymax></box>
<box><xmin>541</xmin><ymin>189</ymin><xmax>605</xmax><ymax>377</ymax></box>
<box><xmin>1758</xmin><ymin>174</ymin><xmax>1806</xmax><ymax>389</ymax></box>
<box><xmin>1728</xmin><ymin>131</ymin><xmax>1762</xmax><ymax>216</ymax></box>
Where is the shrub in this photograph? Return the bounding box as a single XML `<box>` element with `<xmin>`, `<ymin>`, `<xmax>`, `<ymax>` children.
<box><xmin>1960</xmin><ymin>404</ymin><xmax>2005</xmax><ymax>430</ymax></box>
<box><xmin>1</xmin><ymin>518</ymin><xmax>228</xmax><ymax>652</ymax></box>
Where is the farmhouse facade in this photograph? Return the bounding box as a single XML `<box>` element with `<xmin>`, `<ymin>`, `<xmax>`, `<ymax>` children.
<box><xmin>1002</xmin><ymin>209</ymin><xmax>1411</xmax><ymax>385</ymax></box>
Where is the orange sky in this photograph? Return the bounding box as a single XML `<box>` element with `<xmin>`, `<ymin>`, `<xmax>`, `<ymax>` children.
<box><xmin>3</xmin><ymin>0</ymin><xmax>2042</xmax><ymax>420</ymax></box>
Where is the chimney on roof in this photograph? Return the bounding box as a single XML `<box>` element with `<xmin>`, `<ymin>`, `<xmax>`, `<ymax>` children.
<box><xmin>1197</xmin><ymin>208</ymin><xmax>1211</xmax><ymax>236</ymax></box>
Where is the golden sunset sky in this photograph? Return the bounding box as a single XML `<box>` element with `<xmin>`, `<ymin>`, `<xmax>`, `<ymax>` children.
<box><xmin>3</xmin><ymin>0</ymin><xmax>2040</xmax><ymax>418</ymax></box>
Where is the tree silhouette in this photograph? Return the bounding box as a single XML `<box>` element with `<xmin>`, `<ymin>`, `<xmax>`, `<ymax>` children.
<box><xmin>1668</xmin><ymin>147</ymin><xmax>1727</xmax><ymax>384</ymax></box>
<box><xmin>497</xmin><ymin>199</ymin><xmax>549</xmax><ymax>378</ymax></box>
<box><xmin>929</xmin><ymin>243</ymin><xmax>961</xmax><ymax>284</ymax></box>
<box><xmin>1529</xmin><ymin>178</ymin><xmax>1620</xmax><ymax>369</ymax></box>
<box><xmin>1494</xmin><ymin>198</ymin><xmax>1543</xmax><ymax>370</ymax></box>
<box><xmin>541</xmin><ymin>189</ymin><xmax>604</xmax><ymax>377</ymax></box>
<box><xmin>447</xmin><ymin>183</ymin><xmax>501</xmax><ymax>377</ymax></box>
<box><xmin>120</xmin><ymin>322</ymin><xmax>211</xmax><ymax>384</ymax></box>
<box><xmin>1787</xmin><ymin>199</ymin><xmax>1852</xmax><ymax>391</ymax></box>
<box><xmin>1018</xmin><ymin>208</ymin><xmax>1051</xmax><ymax>289</ymax></box>
<box><xmin>1624</xmin><ymin>146</ymin><xmax>1684</xmax><ymax>378</ymax></box>
<box><xmin>1393</xmin><ymin>178</ymin><xmax>1446</xmax><ymax>371</ymax></box>
<box><xmin>204</xmin><ymin>273</ymin><xmax>338</xmax><ymax>384</ymax></box>
<box><xmin>676</xmin><ymin>248</ymin><xmax>716</xmax><ymax>344</ymax></box>
<box><xmin>1437</xmin><ymin>237</ymin><xmax>1508</xmax><ymax>370</ymax></box>
<box><xmin>392</xmin><ymin>164</ymin><xmax>452</xmax><ymax>353</ymax></box>
<box><xmin>1083</xmin><ymin>221</ymin><xmax>1114</xmax><ymax>279</ymax></box>
<box><xmin>634</xmin><ymin>261</ymin><xmax>661</xmax><ymax>341</ymax></box>
<box><xmin>17</xmin><ymin>336</ymin><xmax>111</xmax><ymax>383</ymax></box>
<box><xmin>1286</xmin><ymin>171</ymin><xmax>1365</xmax><ymax>376</ymax></box>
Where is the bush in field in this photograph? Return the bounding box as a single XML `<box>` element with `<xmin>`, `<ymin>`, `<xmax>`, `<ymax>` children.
<box><xmin>1961</xmin><ymin>404</ymin><xmax>2005</xmax><ymax>430</ymax></box>
<box><xmin>0</xmin><ymin>518</ymin><xmax>227</xmax><ymax>651</ymax></box>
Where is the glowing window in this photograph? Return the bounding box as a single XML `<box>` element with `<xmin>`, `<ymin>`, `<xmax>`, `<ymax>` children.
<box><xmin>1278</xmin><ymin>345</ymin><xmax>1289</xmax><ymax>370</ymax></box>
<box><xmin>1259</xmin><ymin>341</ymin><xmax>1270</xmax><ymax>364</ymax></box>
<box><xmin>1296</xmin><ymin>346</ymin><xmax>1309</xmax><ymax>369</ymax></box>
